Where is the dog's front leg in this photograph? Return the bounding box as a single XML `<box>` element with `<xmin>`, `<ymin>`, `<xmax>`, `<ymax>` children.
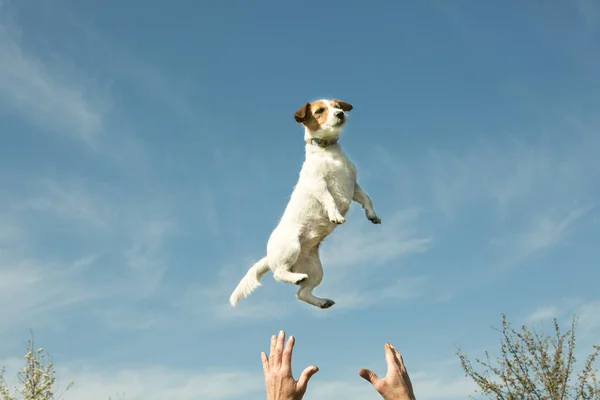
<box><xmin>315</xmin><ymin>179</ymin><xmax>345</xmax><ymax>224</ymax></box>
<box><xmin>353</xmin><ymin>183</ymin><xmax>381</xmax><ymax>224</ymax></box>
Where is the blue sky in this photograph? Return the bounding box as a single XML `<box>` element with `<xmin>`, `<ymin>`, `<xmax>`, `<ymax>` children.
<box><xmin>1</xmin><ymin>1</ymin><xmax>599</xmax><ymax>399</ymax></box>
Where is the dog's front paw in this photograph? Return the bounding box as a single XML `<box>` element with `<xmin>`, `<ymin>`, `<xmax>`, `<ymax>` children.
<box><xmin>368</xmin><ymin>214</ymin><xmax>381</xmax><ymax>224</ymax></box>
<box><xmin>330</xmin><ymin>214</ymin><xmax>346</xmax><ymax>225</ymax></box>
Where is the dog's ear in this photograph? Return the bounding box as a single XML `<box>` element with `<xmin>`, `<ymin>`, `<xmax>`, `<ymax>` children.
<box><xmin>334</xmin><ymin>100</ymin><xmax>353</xmax><ymax>112</ymax></box>
<box><xmin>294</xmin><ymin>102</ymin><xmax>311</xmax><ymax>123</ymax></box>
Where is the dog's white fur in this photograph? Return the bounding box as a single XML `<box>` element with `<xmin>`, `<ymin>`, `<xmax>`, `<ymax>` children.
<box><xmin>229</xmin><ymin>99</ymin><xmax>380</xmax><ymax>309</ymax></box>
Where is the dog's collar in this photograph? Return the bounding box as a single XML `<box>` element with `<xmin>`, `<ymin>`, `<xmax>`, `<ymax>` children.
<box><xmin>306</xmin><ymin>138</ymin><xmax>338</xmax><ymax>148</ymax></box>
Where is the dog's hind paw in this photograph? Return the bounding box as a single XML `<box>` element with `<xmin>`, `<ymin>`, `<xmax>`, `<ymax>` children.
<box><xmin>293</xmin><ymin>274</ymin><xmax>309</xmax><ymax>285</ymax></box>
<box><xmin>319</xmin><ymin>299</ymin><xmax>335</xmax><ymax>309</ymax></box>
<box><xmin>368</xmin><ymin>215</ymin><xmax>381</xmax><ymax>224</ymax></box>
<box><xmin>274</xmin><ymin>271</ymin><xmax>309</xmax><ymax>285</ymax></box>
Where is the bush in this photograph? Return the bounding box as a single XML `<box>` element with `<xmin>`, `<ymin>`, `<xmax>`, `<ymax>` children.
<box><xmin>0</xmin><ymin>335</ymin><xmax>72</xmax><ymax>400</ymax></box>
<box><xmin>457</xmin><ymin>314</ymin><xmax>600</xmax><ymax>399</ymax></box>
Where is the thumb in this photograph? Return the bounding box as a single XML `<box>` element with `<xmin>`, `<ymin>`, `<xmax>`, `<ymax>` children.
<box><xmin>297</xmin><ymin>365</ymin><xmax>319</xmax><ymax>391</ymax></box>
<box><xmin>358</xmin><ymin>368</ymin><xmax>380</xmax><ymax>386</ymax></box>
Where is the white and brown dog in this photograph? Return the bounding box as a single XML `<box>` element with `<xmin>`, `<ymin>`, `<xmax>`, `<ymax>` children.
<box><xmin>229</xmin><ymin>99</ymin><xmax>381</xmax><ymax>309</ymax></box>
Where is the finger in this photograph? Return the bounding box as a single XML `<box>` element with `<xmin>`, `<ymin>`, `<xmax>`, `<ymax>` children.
<box><xmin>273</xmin><ymin>330</ymin><xmax>286</xmax><ymax>369</ymax></box>
<box><xmin>398</xmin><ymin>352</ymin><xmax>407</xmax><ymax>374</ymax></box>
<box><xmin>358</xmin><ymin>368</ymin><xmax>380</xmax><ymax>386</ymax></box>
<box><xmin>261</xmin><ymin>352</ymin><xmax>269</xmax><ymax>375</ymax></box>
<box><xmin>393</xmin><ymin>351</ymin><xmax>414</xmax><ymax>392</ymax></box>
<box><xmin>268</xmin><ymin>335</ymin><xmax>277</xmax><ymax>368</ymax></box>
<box><xmin>282</xmin><ymin>335</ymin><xmax>295</xmax><ymax>372</ymax></box>
<box><xmin>389</xmin><ymin>343</ymin><xmax>405</xmax><ymax>372</ymax></box>
<box><xmin>406</xmin><ymin>373</ymin><xmax>415</xmax><ymax>394</ymax></box>
<box><xmin>297</xmin><ymin>365</ymin><xmax>319</xmax><ymax>392</ymax></box>
<box><xmin>384</xmin><ymin>342</ymin><xmax>400</xmax><ymax>377</ymax></box>
<box><xmin>400</xmin><ymin>355</ymin><xmax>415</xmax><ymax>393</ymax></box>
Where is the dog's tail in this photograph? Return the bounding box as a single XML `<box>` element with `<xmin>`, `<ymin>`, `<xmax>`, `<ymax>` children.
<box><xmin>229</xmin><ymin>256</ymin><xmax>270</xmax><ymax>307</ymax></box>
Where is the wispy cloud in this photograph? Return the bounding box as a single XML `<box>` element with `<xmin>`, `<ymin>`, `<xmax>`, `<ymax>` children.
<box><xmin>0</xmin><ymin>177</ymin><xmax>177</xmax><ymax>334</ymax></box>
<box><xmin>16</xmin><ymin>179</ymin><xmax>112</xmax><ymax>228</ymax></box>
<box><xmin>0</xmin><ymin>252</ymin><xmax>107</xmax><ymax>333</ymax></box>
<box><xmin>375</xmin><ymin>108</ymin><xmax>600</xmax><ymax>299</ymax></box>
<box><xmin>314</xmin><ymin>275</ymin><xmax>430</xmax><ymax>313</ymax></box>
<box><xmin>523</xmin><ymin>299</ymin><xmax>600</xmax><ymax>345</ymax></box>
<box><xmin>0</xmin><ymin>4</ymin><xmax>164</xmax><ymax>171</ymax></box>
<box><xmin>181</xmin><ymin>278</ymin><xmax>292</xmax><ymax>322</ymax></box>
<box><xmin>0</xmin><ymin>13</ymin><xmax>105</xmax><ymax>148</ymax></box>
<box><xmin>320</xmin><ymin>208</ymin><xmax>433</xmax><ymax>271</ymax></box>
<box><xmin>381</xmin><ymin>111</ymin><xmax>599</xmax><ymax>223</ymax></box>
<box><xmin>515</xmin><ymin>206</ymin><xmax>594</xmax><ymax>255</ymax></box>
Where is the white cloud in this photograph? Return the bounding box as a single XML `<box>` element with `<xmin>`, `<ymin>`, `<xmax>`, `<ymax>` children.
<box><xmin>410</xmin><ymin>371</ymin><xmax>477</xmax><ymax>399</ymax></box>
<box><xmin>515</xmin><ymin>205</ymin><xmax>594</xmax><ymax>255</ymax></box>
<box><xmin>307</xmin><ymin>370</ymin><xmax>475</xmax><ymax>400</ymax></box>
<box><xmin>525</xmin><ymin>305</ymin><xmax>560</xmax><ymax>323</ymax></box>
<box><xmin>64</xmin><ymin>368</ymin><xmax>262</xmax><ymax>400</ymax></box>
<box><xmin>308</xmin><ymin>380</ymin><xmax>375</xmax><ymax>400</ymax></box>
<box><xmin>0</xmin><ymin>360</ymin><xmax>264</xmax><ymax>400</ymax></box>
<box><xmin>0</xmin><ymin>357</ymin><xmax>475</xmax><ymax>400</ymax></box>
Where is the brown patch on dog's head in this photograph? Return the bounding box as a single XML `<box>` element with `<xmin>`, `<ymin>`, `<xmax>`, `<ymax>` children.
<box><xmin>293</xmin><ymin>100</ymin><xmax>330</xmax><ymax>132</ymax></box>
<box><xmin>331</xmin><ymin>99</ymin><xmax>353</xmax><ymax>112</ymax></box>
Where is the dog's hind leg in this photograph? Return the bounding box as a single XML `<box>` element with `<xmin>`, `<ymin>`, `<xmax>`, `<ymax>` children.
<box><xmin>274</xmin><ymin>270</ymin><xmax>308</xmax><ymax>285</ymax></box>
<box><xmin>271</xmin><ymin>240</ymin><xmax>308</xmax><ymax>285</ymax></box>
<box><xmin>297</xmin><ymin>284</ymin><xmax>335</xmax><ymax>309</ymax></box>
<box><xmin>295</xmin><ymin>248</ymin><xmax>335</xmax><ymax>309</ymax></box>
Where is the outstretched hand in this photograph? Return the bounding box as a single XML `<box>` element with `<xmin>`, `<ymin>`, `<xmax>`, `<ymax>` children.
<box><xmin>261</xmin><ymin>330</ymin><xmax>319</xmax><ymax>400</ymax></box>
<box><xmin>359</xmin><ymin>343</ymin><xmax>416</xmax><ymax>400</ymax></box>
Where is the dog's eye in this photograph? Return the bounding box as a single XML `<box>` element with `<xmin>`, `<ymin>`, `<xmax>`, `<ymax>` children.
<box><xmin>314</xmin><ymin>108</ymin><xmax>325</xmax><ymax>114</ymax></box>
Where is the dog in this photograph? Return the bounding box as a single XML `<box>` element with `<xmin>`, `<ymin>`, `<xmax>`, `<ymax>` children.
<box><xmin>229</xmin><ymin>99</ymin><xmax>381</xmax><ymax>309</ymax></box>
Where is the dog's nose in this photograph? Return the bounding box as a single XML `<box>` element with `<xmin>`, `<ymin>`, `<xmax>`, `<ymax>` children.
<box><xmin>335</xmin><ymin>111</ymin><xmax>345</xmax><ymax>119</ymax></box>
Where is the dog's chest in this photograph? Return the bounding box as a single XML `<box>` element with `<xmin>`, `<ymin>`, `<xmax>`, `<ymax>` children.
<box><xmin>322</xmin><ymin>153</ymin><xmax>356</xmax><ymax>200</ymax></box>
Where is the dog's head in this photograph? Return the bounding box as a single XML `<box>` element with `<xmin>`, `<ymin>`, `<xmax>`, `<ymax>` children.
<box><xmin>293</xmin><ymin>99</ymin><xmax>353</xmax><ymax>139</ymax></box>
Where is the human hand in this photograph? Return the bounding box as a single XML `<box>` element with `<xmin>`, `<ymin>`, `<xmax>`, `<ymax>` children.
<box><xmin>359</xmin><ymin>343</ymin><xmax>416</xmax><ymax>400</ymax></box>
<box><xmin>261</xmin><ymin>330</ymin><xmax>319</xmax><ymax>400</ymax></box>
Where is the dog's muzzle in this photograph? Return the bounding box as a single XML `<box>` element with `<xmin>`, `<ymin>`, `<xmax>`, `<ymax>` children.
<box><xmin>333</xmin><ymin>111</ymin><xmax>345</xmax><ymax>127</ymax></box>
